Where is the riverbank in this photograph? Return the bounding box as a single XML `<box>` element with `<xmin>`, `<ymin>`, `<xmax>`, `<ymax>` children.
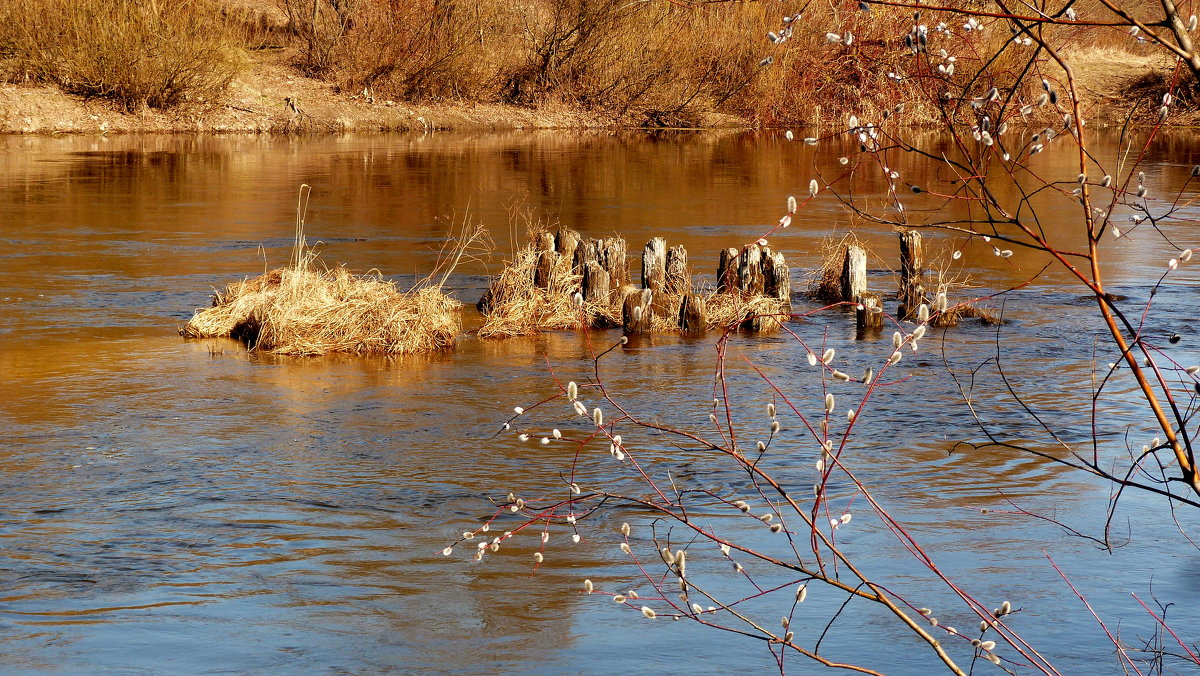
<box><xmin>0</xmin><ymin>0</ymin><xmax>1185</xmax><ymax>136</ymax></box>
<box><xmin>0</xmin><ymin>50</ymin><xmax>1180</xmax><ymax>136</ymax></box>
<box><xmin>0</xmin><ymin>59</ymin><xmax>667</xmax><ymax>135</ymax></box>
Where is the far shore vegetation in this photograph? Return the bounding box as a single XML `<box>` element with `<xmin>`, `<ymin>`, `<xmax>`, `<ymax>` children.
<box><xmin>0</xmin><ymin>0</ymin><xmax>1187</xmax><ymax>131</ymax></box>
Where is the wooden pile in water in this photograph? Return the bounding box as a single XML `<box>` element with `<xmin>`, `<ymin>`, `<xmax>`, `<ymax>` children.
<box><xmin>477</xmin><ymin>228</ymin><xmax>793</xmax><ymax>337</ymax></box>
<box><xmin>807</xmin><ymin>228</ymin><xmax>998</xmax><ymax>338</ymax></box>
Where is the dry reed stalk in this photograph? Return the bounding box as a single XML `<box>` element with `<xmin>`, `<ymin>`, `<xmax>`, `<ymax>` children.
<box><xmin>925</xmin><ymin>247</ymin><xmax>998</xmax><ymax>327</ymax></box>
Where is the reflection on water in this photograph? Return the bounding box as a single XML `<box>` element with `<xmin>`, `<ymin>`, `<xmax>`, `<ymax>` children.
<box><xmin>1</xmin><ymin>132</ymin><xmax>1200</xmax><ymax>673</ymax></box>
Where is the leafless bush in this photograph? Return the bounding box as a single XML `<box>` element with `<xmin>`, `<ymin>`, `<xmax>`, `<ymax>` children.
<box><xmin>0</xmin><ymin>0</ymin><xmax>243</xmax><ymax>111</ymax></box>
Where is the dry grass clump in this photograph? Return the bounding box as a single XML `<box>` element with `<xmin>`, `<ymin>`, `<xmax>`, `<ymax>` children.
<box><xmin>477</xmin><ymin>220</ymin><xmax>625</xmax><ymax>338</ymax></box>
<box><xmin>705</xmin><ymin>292</ymin><xmax>788</xmax><ymax>333</ymax></box>
<box><xmin>481</xmin><ymin>223</ymin><xmax>791</xmax><ymax>337</ymax></box>
<box><xmin>183</xmin><ymin>264</ymin><xmax>460</xmax><ymax>355</ymax></box>
<box><xmin>477</xmin><ymin>234</ymin><xmax>590</xmax><ymax>339</ymax></box>
<box><xmin>808</xmin><ymin>233</ymin><xmax>866</xmax><ymax>303</ymax></box>
<box><xmin>925</xmin><ymin>248</ymin><xmax>1000</xmax><ymax>327</ymax></box>
<box><xmin>0</xmin><ymin>0</ymin><xmax>243</xmax><ymax>111</ymax></box>
<box><xmin>184</xmin><ymin>185</ymin><xmax>465</xmax><ymax>355</ymax></box>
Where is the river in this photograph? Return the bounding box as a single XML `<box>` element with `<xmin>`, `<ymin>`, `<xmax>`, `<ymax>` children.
<box><xmin>1</xmin><ymin>131</ymin><xmax>1198</xmax><ymax>674</ymax></box>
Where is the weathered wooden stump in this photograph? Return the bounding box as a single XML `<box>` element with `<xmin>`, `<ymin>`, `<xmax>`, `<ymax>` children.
<box><xmin>582</xmin><ymin>260</ymin><xmax>610</xmax><ymax>305</ymax></box>
<box><xmin>665</xmin><ymin>245</ymin><xmax>690</xmax><ymax>295</ymax></box>
<box><xmin>840</xmin><ymin>244</ymin><xmax>867</xmax><ymax>303</ymax></box>
<box><xmin>763</xmin><ymin>249</ymin><xmax>790</xmax><ymax>306</ymax></box>
<box><xmin>477</xmin><ymin>285</ymin><xmax>496</xmax><ymax>314</ymax></box>
<box><xmin>622</xmin><ymin>287</ymin><xmax>654</xmax><ymax>333</ymax></box>
<box><xmin>599</xmin><ymin>237</ymin><xmax>628</xmax><ymax>292</ymax></box>
<box><xmin>534</xmin><ymin>232</ymin><xmax>556</xmax><ymax>289</ymax></box>
<box><xmin>716</xmin><ymin>248</ymin><xmax>738</xmax><ymax>293</ymax></box>
<box><xmin>572</xmin><ymin>239</ymin><xmax>596</xmax><ymax>273</ymax></box>
<box><xmin>855</xmin><ymin>292</ymin><xmax>885</xmax><ymax>338</ymax></box>
<box><xmin>678</xmin><ymin>293</ymin><xmax>707</xmax><ymax>333</ymax></box>
<box><xmin>642</xmin><ymin>237</ymin><xmax>667</xmax><ymax>293</ymax></box>
<box><xmin>898</xmin><ymin>229</ymin><xmax>925</xmax><ymax>320</ymax></box>
<box><xmin>570</xmin><ymin>235</ymin><xmax>628</xmax><ymax>308</ymax></box>
<box><xmin>738</xmin><ymin>244</ymin><xmax>766</xmax><ymax>296</ymax></box>
<box><xmin>555</xmin><ymin>228</ymin><xmax>581</xmax><ymax>265</ymax></box>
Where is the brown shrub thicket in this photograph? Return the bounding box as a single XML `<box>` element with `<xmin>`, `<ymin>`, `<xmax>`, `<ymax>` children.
<box><xmin>0</xmin><ymin>0</ymin><xmax>244</xmax><ymax>111</ymax></box>
<box><xmin>273</xmin><ymin>0</ymin><xmax>972</xmax><ymax>126</ymax></box>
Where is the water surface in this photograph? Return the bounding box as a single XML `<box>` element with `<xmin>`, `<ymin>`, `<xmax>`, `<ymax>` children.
<box><xmin>1</xmin><ymin>131</ymin><xmax>1199</xmax><ymax>674</ymax></box>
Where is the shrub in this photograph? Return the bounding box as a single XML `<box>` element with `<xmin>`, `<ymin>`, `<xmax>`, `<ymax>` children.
<box><xmin>0</xmin><ymin>0</ymin><xmax>243</xmax><ymax>111</ymax></box>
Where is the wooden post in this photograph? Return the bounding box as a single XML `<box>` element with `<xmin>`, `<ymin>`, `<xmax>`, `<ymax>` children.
<box><xmin>582</xmin><ymin>260</ymin><xmax>610</xmax><ymax>305</ymax></box>
<box><xmin>763</xmin><ymin>249</ymin><xmax>790</xmax><ymax>306</ymax></box>
<box><xmin>555</xmin><ymin>228</ymin><xmax>581</xmax><ymax>264</ymax></box>
<box><xmin>840</xmin><ymin>244</ymin><xmax>867</xmax><ymax>303</ymax></box>
<box><xmin>665</xmin><ymin>245</ymin><xmax>691</xmax><ymax>295</ymax></box>
<box><xmin>642</xmin><ymin>237</ymin><xmax>667</xmax><ymax>293</ymax></box>
<box><xmin>599</xmin><ymin>236</ymin><xmax>628</xmax><ymax>294</ymax></box>
<box><xmin>572</xmin><ymin>238</ymin><xmax>597</xmax><ymax>273</ymax></box>
<box><xmin>716</xmin><ymin>248</ymin><xmax>738</xmax><ymax>294</ymax></box>
<box><xmin>738</xmin><ymin>244</ymin><xmax>765</xmax><ymax>296</ymax></box>
<box><xmin>534</xmin><ymin>232</ymin><xmax>555</xmax><ymax>289</ymax></box>
<box><xmin>898</xmin><ymin>229</ymin><xmax>925</xmax><ymax>319</ymax></box>
<box><xmin>622</xmin><ymin>287</ymin><xmax>653</xmax><ymax>333</ymax></box>
<box><xmin>855</xmin><ymin>292</ymin><xmax>885</xmax><ymax>337</ymax></box>
<box><xmin>678</xmin><ymin>293</ymin><xmax>707</xmax><ymax>332</ymax></box>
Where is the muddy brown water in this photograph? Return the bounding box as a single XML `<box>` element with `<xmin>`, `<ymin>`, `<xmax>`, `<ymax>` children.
<box><xmin>1</xmin><ymin>131</ymin><xmax>1199</xmax><ymax>674</ymax></box>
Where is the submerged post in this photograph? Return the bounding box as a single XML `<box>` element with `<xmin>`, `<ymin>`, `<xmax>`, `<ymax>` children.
<box><xmin>534</xmin><ymin>232</ymin><xmax>555</xmax><ymax>289</ymax></box>
<box><xmin>738</xmin><ymin>244</ymin><xmax>765</xmax><ymax>296</ymax></box>
<box><xmin>855</xmin><ymin>293</ymin><xmax>885</xmax><ymax>337</ymax></box>
<box><xmin>622</xmin><ymin>287</ymin><xmax>654</xmax><ymax>333</ymax></box>
<box><xmin>600</xmin><ymin>237</ymin><xmax>629</xmax><ymax>291</ymax></box>
<box><xmin>582</xmin><ymin>260</ymin><xmax>610</xmax><ymax>305</ymax></box>
<box><xmin>555</xmin><ymin>228</ymin><xmax>581</xmax><ymax>265</ymax></box>
<box><xmin>763</xmin><ymin>249</ymin><xmax>790</xmax><ymax>307</ymax></box>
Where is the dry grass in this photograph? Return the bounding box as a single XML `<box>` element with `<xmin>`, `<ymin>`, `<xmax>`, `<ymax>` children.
<box><xmin>1</xmin><ymin>0</ymin><xmax>1178</xmax><ymax>126</ymax></box>
<box><xmin>183</xmin><ymin>265</ymin><xmax>460</xmax><ymax>355</ymax></box>
<box><xmin>477</xmin><ymin>241</ymin><xmax>586</xmax><ymax>338</ymax></box>
<box><xmin>478</xmin><ymin>224</ymin><xmax>620</xmax><ymax>338</ymax></box>
<box><xmin>925</xmin><ymin>248</ymin><xmax>1000</xmax><ymax>327</ymax></box>
<box><xmin>0</xmin><ymin>0</ymin><xmax>243</xmax><ymax>111</ymax></box>
<box><xmin>268</xmin><ymin>0</ymin><xmax>982</xmax><ymax>127</ymax></box>
<box><xmin>806</xmin><ymin>230</ymin><xmax>997</xmax><ymax>326</ymax></box>
<box><xmin>808</xmin><ymin>233</ymin><xmax>866</xmax><ymax>303</ymax></box>
<box><xmin>184</xmin><ymin>186</ymin><xmax>464</xmax><ymax>355</ymax></box>
<box><xmin>705</xmin><ymin>291</ymin><xmax>788</xmax><ymax>333</ymax></box>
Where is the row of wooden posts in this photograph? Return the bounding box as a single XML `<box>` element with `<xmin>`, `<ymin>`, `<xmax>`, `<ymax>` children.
<box><xmin>844</xmin><ymin>230</ymin><xmax>927</xmax><ymax>334</ymax></box>
<box><xmin>526</xmin><ymin>230</ymin><xmax>792</xmax><ymax>333</ymax></box>
<box><xmin>518</xmin><ymin>228</ymin><xmax>930</xmax><ymax>335</ymax></box>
